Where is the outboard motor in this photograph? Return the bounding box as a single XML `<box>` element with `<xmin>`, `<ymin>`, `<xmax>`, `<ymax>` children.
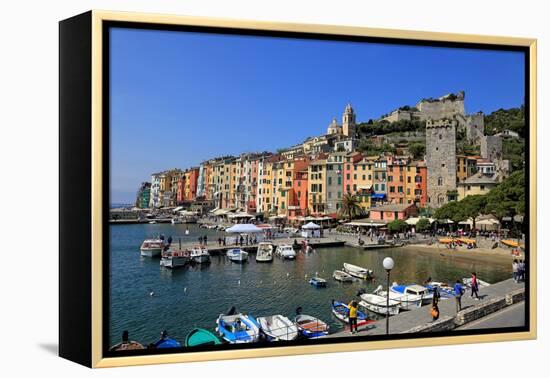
<box><xmin>226</xmin><ymin>306</ymin><xmax>237</xmax><ymax>316</ymax></box>
<box><xmin>295</xmin><ymin>306</ymin><xmax>303</xmax><ymax>315</ymax></box>
<box><xmin>357</xmin><ymin>288</ymin><xmax>367</xmax><ymax>296</ymax></box>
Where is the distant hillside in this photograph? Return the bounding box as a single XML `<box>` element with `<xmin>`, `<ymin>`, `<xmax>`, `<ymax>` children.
<box><xmin>484</xmin><ymin>106</ymin><xmax>525</xmax><ymax>137</ymax></box>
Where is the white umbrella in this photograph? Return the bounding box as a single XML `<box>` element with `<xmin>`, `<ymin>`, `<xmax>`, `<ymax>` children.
<box><xmin>225</xmin><ymin>223</ymin><xmax>263</xmax><ymax>233</ymax></box>
<box><xmin>302</xmin><ymin>222</ymin><xmax>321</xmax><ymax>230</ymax></box>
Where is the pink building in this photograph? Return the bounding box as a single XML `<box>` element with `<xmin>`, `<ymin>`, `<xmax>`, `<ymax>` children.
<box><xmin>369</xmin><ymin>203</ymin><xmax>417</xmax><ymax>221</ymax></box>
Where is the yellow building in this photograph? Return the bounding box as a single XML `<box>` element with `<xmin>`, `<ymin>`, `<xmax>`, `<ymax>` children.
<box><xmin>352</xmin><ymin>156</ymin><xmax>376</xmax><ymax>211</ymax></box>
<box><xmin>308</xmin><ymin>159</ymin><xmax>327</xmax><ymax>214</ymax></box>
<box><xmin>457</xmin><ymin>172</ymin><xmax>499</xmax><ymax>200</ymax></box>
<box><xmin>456</xmin><ymin>155</ymin><xmax>479</xmax><ymax>182</ymax></box>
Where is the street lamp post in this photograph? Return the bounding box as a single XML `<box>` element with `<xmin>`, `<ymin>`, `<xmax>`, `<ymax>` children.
<box><xmin>382</xmin><ymin>257</ymin><xmax>395</xmax><ymax>335</ymax></box>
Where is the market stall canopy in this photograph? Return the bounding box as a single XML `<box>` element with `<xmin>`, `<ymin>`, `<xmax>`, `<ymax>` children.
<box><xmin>225</xmin><ymin>223</ymin><xmax>263</xmax><ymax>233</ymax></box>
<box><xmin>227</xmin><ymin>212</ymin><xmax>255</xmax><ymax>219</ymax></box>
<box><xmin>406</xmin><ymin>217</ymin><xmax>435</xmax><ymax>225</ymax></box>
<box><xmin>345</xmin><ymin>219</ymin><xmax>387</xmax><ymax>227</ymax></box>
<box><xmin>302</xmin><ymin>222</ymin><xmax>321</xmax><ymax>230</ymax></box>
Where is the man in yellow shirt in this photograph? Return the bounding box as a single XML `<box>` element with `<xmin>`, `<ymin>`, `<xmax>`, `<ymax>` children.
<box><xmin>348</xmin><ymin>301</ymin><xmax>359</xmax><ymax>334</ymax></box>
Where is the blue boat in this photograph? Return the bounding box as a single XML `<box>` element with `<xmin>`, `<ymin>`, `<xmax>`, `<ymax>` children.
<box><xmin>309</xmin><ymin>276</ymin><xmax>327</xmax><ymax>287</ymax></box>
<box><xmin>153</xmin><ymin>330</ymin><xmax>181</xmax><ymax>349</ymax></box>
<box><xmin>294</xmin><ymin>314</ymin><xmax>329</xmax><ymax>338</ymax></box>
<box><xmin>331</xmin><ymin>300</ymin><xmax>372</xmax><ymax>326</ymax></box>
<box><xmin>216</xmin><ymin>313</ymin><xmax>260</xmax><ymax>344</ymax></box>
<box><xmin>425</xmin><ymin>283</ymin><xmax>455</xmax><ymax>298</ymax></box>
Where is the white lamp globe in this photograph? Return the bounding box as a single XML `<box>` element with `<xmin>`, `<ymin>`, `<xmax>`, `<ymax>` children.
<box><xmin>383</xmin><ymin>257</ymin><xmax>395</xmax><ymax>271</ymax></box>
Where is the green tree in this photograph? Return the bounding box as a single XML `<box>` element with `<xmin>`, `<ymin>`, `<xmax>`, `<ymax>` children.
<box><xmin>434</xmin><ymin>201</ymin><xmax>467</xmax><ymax>228</ymax></box>
<box><xmin>388</xmin><ymin>219</ymin><xmax>408</xmax><ymax>233</ymax></box>
<box><xmin>340</xmin><ymin>193</ymin><xmax>362</xmax><ymax>221</ymax></box>
<box><xmin>460</xmin><ymin>195</ymin><xmax>487</xmax><ymax>230</ymax></box>
<box><xmin>485</xmin><ymin>170</ymin><xmax>525</xmax><ymax>218</ymax></box>
<box><xmin>415</xmin><ymin>218</ymin><xmax>431</xmax><ymax>233</ymax></box>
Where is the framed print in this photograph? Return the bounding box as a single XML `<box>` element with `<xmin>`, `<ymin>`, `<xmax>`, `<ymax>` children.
<box><xmin>59</xmin><ymin>10</ymin><xmax>537</xmax><ymax>368</ymax></box>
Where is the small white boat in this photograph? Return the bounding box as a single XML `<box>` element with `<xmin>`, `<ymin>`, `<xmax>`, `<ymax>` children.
<box><xmin>160</xmin><ymin>249</ymin><xmax>190</xmax><ymax>268</ymax></box>
<box><xmin>216</xmin><ymin>313</ymin><xmax>260</xmax><ymax>344</ymax></box>
<box><xmin>333</xmin><ymin>270</ymin><xmax>354</xmax><ymax>282</ymax></box>
<box><xmin>276</xmin><ymin>244</ymin><xmax>296</xmax><ymax>260</ymax></box>
<box><xmin>309</xmin><ymin>276</ymin><xmax>327</xmax><ymax>287</ymax></box>
<box><xmin>358</xmin><ymin>293</ymin><xmax>400</xmax><ymax>316</ymax></box>
<box><xmin>294</xmin><ymin>314</ymin><xmax>329</xmax><ymax>338</ymax></box>
<box><xmin>377</xmin><ymin>288</ymin><xmax>423</xmax><ymax>310</ymax></box>
<box><xmin>149</xmin><ymin>220</ymin><xmax>157</xmax><ymax>224</ymax></box>
<box><xmin>171</xmin><ymin>217</ymin><xmax>183</xmax><ymax>224</ymax></box>
<box><xmin>227</xmin><ymin>248</ymin><xmax>248</xmax><ymax>263</ymax></box>
<box><xmin>190</xmin><ymin>247</ymin><xmax>210</xmax><ymax>264</ymax></box>
<box><xmin>390</xmin><ymin>283</ymin><xmax>433</xmax><ymax>305</ymax></box>
<box><xmin>462</xmin><ymin>277</ymin><xmax>491</xmax><ymax>288</ymax></box>
<box><xmin>140</xmin><ymin>239</ymin><xmax>165</xmax><ymax>257</ymax></box>
<box><xmin>257</xmin><ymin>315</ymin><xmax>298</xmax><ymax>341</ymax></box>
<box><xmin>256</xmin><ymin>242</ymin><xmax>274</xmax><ymax>262</ymax></box>
<box><xmin>343</xmin><ymin>263</ymin><xmax>373</xmax><ymax>280</ymax></box>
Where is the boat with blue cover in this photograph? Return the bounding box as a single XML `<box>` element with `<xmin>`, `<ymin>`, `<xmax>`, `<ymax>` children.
<box><xmin>153</xmin><ymin>330</ymin><xmax>181</xmax><ymax>349</ymax></box>
<box><xmin>185</xmin><ymin>328</ymin><xmax>222</xmax><ymax>347</ymax></box>
<box><xmin>216</xmin><ymin>310</ymin><xmax>260</xmax><ymax>344</ymax></box>
<box><xmin>390</xmin><ymin>283</ymin><xmax>433</xmax><ymax>305</ymax></box>
<box><xmin>331</xmin><ymin>300</ymin><xmax>374</xmax><ymax>328</ymax></box>
<box><xmin>309</xmin><ymin>276</ymin><xmax>327</xmax><ymax>287</ymax></box>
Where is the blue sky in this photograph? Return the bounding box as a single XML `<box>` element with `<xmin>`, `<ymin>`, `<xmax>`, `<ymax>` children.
<box><xmin>110</xmin><ymin>27</ymin><xmax>525</xmax><ymax>203</ymax></box>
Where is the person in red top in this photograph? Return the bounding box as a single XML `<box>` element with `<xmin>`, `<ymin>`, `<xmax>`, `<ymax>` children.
<box><xmin>470</xmin><ymin>272</ymin><xmax>480</xmax><ymax>300</ymax></box>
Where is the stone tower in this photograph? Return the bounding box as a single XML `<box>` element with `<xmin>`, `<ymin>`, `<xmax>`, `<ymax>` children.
<box><xmin>426</xmin><ymin>119</ymin><xmax>457</xmax><ymax>207</ymax></box>
<box><xmin>342</xmin><ymin>103</ymin><xmax>356</xmax><ymax>138</ymax></box>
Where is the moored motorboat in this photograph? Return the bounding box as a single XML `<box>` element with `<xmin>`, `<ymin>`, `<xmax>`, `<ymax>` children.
<box><xmin>425</xmin><ymin>282</ymin><xmax>455</xmax><ymax>298</ymax></box>
<box><xmin>190</xmin><ymin>247</ymin><xmax>210</xmax><ymax>264</ymax></box>
<box><xmin>160</xmin><ymin>249</ymin><xmax>190</xmax><ymax>268</ymax></box>
<box><xmin>257</xmin><ymin>315</ymin><xmax>298</xmax><ymax>341</ymax></box>
<box><xmin>171</xmin><ymin>217</ymin><xmax>183</xmax><ymax>224</ymax></box>
<box><xmin>216</xmin><ymin>312</ymin><xmax>260</xmax><ymax>344</ymax></box>
<box><xmin>390</xmin><ymin>283</ymin><xmax>433</xmax><ymax>305</ymax></box>
<box><xmin>226</xmin><ymin>248</ymin><xmax>248</xmax><ymax>263</ymax></box>
<box><xmin>256</xmin><ymin>242</ymin><xmax>274</xmax><ymax>262</ymax></box>
<box><xmin>309</xmin><ymin>276</ymin><xmax>327</xmax><ymax>287</ymax></box>
<box><xmin>376</xmin><ymin>286</ymin><xmax>423</xmax><ymax>310</ymax></box>
<box><xmin>343</xmin><ymin>263</ymin><xmax>373</xmax><ymax>280</ymax></box>
<box><xmin>140</xmin><ymin>239</ymin><xmax>165</xmax><ymax>257</ymax></box>
<box><xmin>331</xmin><ymin>300</ymin><xmax>373</xmax><ymax>328</ymax></box>
<box><xmin>333</xmin><ymin>270</ymin><xmax>354</xmax><ymax>282</ymax></box>
<box><xmin>294</xmin><ymin>314</ymin><xmax>329</xmax><ymax>338</ymax></box>
<box><xmin>185</xmin><ymin>328</ymin><xmax>221</xmax><ymax>347</ymax></box>
<box><xmin>358</xmin><ymin>292</ymin><xmax>400</xmax><ymax>316</ymax></box>
<box><xmin>276</xmin><ymin>244</ymin><xmax>296</xmax><ymax>260</ymax></box>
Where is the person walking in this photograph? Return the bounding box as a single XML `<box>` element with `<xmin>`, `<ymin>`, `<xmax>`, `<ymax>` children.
<box><xmin>198</xmin><ymin>235</ymin><xmax>203</xmax><ymax>246</ymax></box>
<box><xmin>470</xmin><ymin>272</ymin><xmax>480</xmax><ymax>300</ymax></box>
<box><xmin>453</xmin><ymin>280</ymin><xmax>464</xmax><ymax>313</ymax></box>
<box><xmin>203</xmin><ymin>235</ymin><xmax>207</xmax><ymax>246</ymax></box>
<box><xmin>348</xmin><ymin>301</ymin><xmax>359</xmax><ymax>335</ymax></box>
<box><xmin>518</xmin><ymin>260</ymin><xmax>525</xmax><ymax>282</ymax></box>
<box><xmin>512</xmin><ymin>259</ymin><xmax>519</xmax><ymax>282</ymax></box>
<box><xmin>432</xmin><ymin>285</ymin><xmax>441</xmax><ymax>306</ymax></box>
<box><xmin>431</xmin><ymin>302</ymin><xmax>440</xmax><ymax>322</ymax></box>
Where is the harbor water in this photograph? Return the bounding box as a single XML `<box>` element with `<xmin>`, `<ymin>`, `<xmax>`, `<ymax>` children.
<box><xmin>109</xmin><ymin>223</ymin><xmax>511</xmax><ymax>346</ymax></box>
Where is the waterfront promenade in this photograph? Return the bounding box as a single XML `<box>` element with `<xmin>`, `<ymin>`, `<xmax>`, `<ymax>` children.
<box><xmin>327</xmin><ymin>278</ymin><xmax>525</xmax><ymax>337</ymax></box>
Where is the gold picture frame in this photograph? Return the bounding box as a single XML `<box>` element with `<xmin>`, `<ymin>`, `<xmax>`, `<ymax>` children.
<box><xmin>59</xmin><ymin>10</ymin><xmax>537</xmax><ymax>368</ymax></box>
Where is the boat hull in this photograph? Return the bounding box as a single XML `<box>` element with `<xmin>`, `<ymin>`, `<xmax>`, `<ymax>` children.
<box><xmin>140</xmin><ymin>248</ymin><xmax>162</xmax><ymax>257</ymax></box>
<box><xmin>294</xmin><ymin>315</ymin><xmax>329</xmax><ymax>339</ymax></box>
<box><xmin>160</xmin><ymin>256</ymin><xmax>189</xmax><ymax>268</ymax></box>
